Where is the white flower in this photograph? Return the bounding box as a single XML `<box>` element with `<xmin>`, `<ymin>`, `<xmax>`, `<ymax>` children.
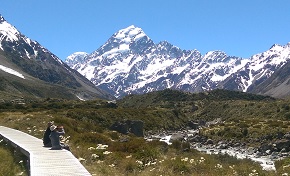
<box><xmin>78</xmin><ymin>157</ymin><xmax>85</xmax><ymax>162</ymax></box>
<box><xmin>215</xmin><ymin>163</ymin><xmax>223</xmax><ymax>169</ymax></box>
<box><xmin>136</xmin><ymin>160</ymin><xmax>143</xmax><ymax>165</ymax></box>
<box><xmin>97</xmin><ymin>144</ymin><xmax>109</xmax><ymax>150</ymax></box>
<box><xmin>181</xmin><ymin>157</ymin><xmax>188</xmax><ymax>162</ymax></box>
<box><xmin>97</xmin><ymin>160</ymin><xmax>104</xmax><ymax>164</ymax></box>
<box><xmin>150</xmin><ymin>168</ymin><xmax>155</xmax><ymax>172</ymax></box>
<box><xmin>91</xmin><ymin>154</ymin><xmax>99</xmax><ymax>159</ymax></box>
<box><xmin>103</xmin><ymin>151</ymin><xmax>112</xmax><ymax>155</ymax></box>
<box><xmin>126</xmin><ymin>155</ymin><xmax>132</xmax><ymax>158</ymax></box>
<box><xmin>109</xmin><ymin>164</ymin><xmax>115</xmax><ymax>167</ymax></box>
<box><xmin>16</xmin><ymin>172</ymin><xmax>24</xmax><ymax>175</ymax></box>
<box><xmin>88</xmin><ymin>147</ymin><xmax>95</xmax><ymax>150</ymax></box>
<box><xmin>145</xmin><ymin>161</ymin><xmax>151</xmax><ymax>166</ymax></box>
<box><xmin>190</xmin><ymin>159</ymin><xmax>195</xmax><ymax>164</ymax></box>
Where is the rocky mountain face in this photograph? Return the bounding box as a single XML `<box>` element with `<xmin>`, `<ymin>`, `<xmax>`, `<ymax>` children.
<box><xmin>0</xmin><ymin>15</ymin><xmax>113</xmax><ymax>101</ymax></box>
<box><xmin>66</xmin><ymin>25</ymin><xmax>290</xmax><ymax>99</ymax></box>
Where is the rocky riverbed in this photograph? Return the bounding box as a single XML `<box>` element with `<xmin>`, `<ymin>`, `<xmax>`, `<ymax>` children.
<box><xmin>145</xmin><ymin>128</ymin><xmax>290</xmax><ymax>171</ymax></box>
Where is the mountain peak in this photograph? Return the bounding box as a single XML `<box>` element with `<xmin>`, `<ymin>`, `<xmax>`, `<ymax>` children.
<box><xmin>113</xmin><ymin>25</ymin><xmax>147</xmax><ymax>42</ymax></box>
<box><xmin>0</xmin><ymin>15</ymin><xmax>5</xmax><ymax>23</ymax></box>
<box><xmin>0</xmin><ymin>15</ymin><xmax>20</xmax><ymax>45</ymax></box>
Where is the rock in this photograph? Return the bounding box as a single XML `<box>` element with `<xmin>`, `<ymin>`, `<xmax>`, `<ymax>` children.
<box><xmin>170</xmin><ymin>132</ymin><xmax>184</xmax><ymax>141</ymax></box>
<box><xmin>283</xmin><ymin>133</ymin><xmax>290</xmax><ymax>140</ymax></box>
<box><xmin>187</xmin><ymin>121</ymin><xmax>199</xmax><ymax>130</ymax></box>
<box><xmin>206</xmin><ymin>139</ymin><xmax>214</xmax><ymax>145</ymax></box>
<box><xmin>110</xmin><ymin>120</ymin><xmax>144</xmax><ymax>137</ymax></box>
<box><xmin>259</xmin><ymin>143</ymin><xmax>273</xmax><ymax>154</ymax></box>
<box><xmin>274</xmin><ymin>139</ymin><xmax>290</xmax><ymax>152</ymax></box>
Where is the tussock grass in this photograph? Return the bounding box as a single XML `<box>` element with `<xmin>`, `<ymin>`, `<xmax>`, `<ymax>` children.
<box><xmin>0</xmin><ymin>139</ymin><xmax>28</xmax><ymax>176</ymax></box>
<box><xmin>0</xmin><ymin>89</ymin><xmax>290</xmax><ymax>175</ymax></box>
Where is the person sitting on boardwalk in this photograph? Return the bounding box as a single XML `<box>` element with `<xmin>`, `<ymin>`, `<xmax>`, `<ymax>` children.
<box><xmin>49</xmin><ymin>125</ymin><xmax>70</xmax><ymax>151</ymax></box>
<box><xmin>43</xmin><ymin>121</ymin><xmax>53</xmax><ymax>147</ymax></box>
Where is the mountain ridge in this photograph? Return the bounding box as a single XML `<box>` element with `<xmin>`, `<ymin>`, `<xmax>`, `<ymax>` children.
<box><xmin>0</xmin><ymin>14</ymin><xmax>114</xmax><ymax>101</ymax></box>
<box><xmin>66</xmin><ymin>25</ymin><xmax>290</xmax><ymax>98</ymax></box>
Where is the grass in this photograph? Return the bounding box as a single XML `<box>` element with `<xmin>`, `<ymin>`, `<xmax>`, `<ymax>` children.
<box><xmin>0</xmin><ymin>89</ymin><xmax>290</xmax><ymax>175</ymax></box>
<box><xmin>0</xmin><ymin>110</ymin><xmax>283</xmax><ymax>176</ymax></box>
<box><xmin>0</xmin><ymin>138</ymin><xmax>28</xmax><ymax>176</ymax></box>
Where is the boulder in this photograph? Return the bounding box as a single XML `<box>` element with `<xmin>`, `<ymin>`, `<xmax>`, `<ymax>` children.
<box><xmin>187</xmin><ymin>121</ymin><xmax>199</xmax><ymax>130</ymax></box>
<box><xmin>274</xmin><ymin>139</ymin><xmax>290</xmax><ymax>152</ymax></box>
<box><xmin>170</xmin><ymin>132</ymin><xmax>184</xmax><ymax>142</ymax></box>
<box><xmin>110</xmin><ymin>120</ymin><xmax>144</xmax><ymax>137</ymax></box>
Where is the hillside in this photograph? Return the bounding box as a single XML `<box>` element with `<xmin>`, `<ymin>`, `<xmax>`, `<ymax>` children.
<box><xmin>250</xmin><ymin>60</ymin><xmax>290</xmax><ymax>98</ymax></box>
<box><xmin>0</xmin><ymin>15</ymin><xmax>113</xmax><ymax>101</ymax></box>
<box><xmin>1</xmin><ymin>89</ymin><xmax>290</xmax><ymax>175</ymax></box>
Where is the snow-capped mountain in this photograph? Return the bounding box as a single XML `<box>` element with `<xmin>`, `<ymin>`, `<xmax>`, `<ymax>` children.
<box><xmin>0</xmin><ymin>14</ymin><xmax>113</xmax><ymax>100</ymax></box>
<box><xmin>66</xmin><ymin>25</ymin><xmax>290</xmax><ymax>98</ymax></box>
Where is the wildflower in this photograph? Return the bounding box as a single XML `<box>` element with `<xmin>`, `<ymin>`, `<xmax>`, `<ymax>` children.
<box><xmin>16</xmin><ymin>172</ymin><xmax>24</xmax><ymax>175</ymax></box>
<box><xmin>190</xmin><ymin>159</ymin><xmax>195</xmax><ymax>164</ymax></box>
<box><xmin>198</xmin><ymin>156</ymin><xmax>205</xmax><ymax>164</ymax></box>
<box><xmin>150</xmin><ymin>168</ymin><xmax>155</xmax><ymax>172</ymax></box>
<box><xmin>28</xmin><ymin>130</ymin><xmax>32</xmax><ymax>133</ymax></box>
<box><xmin>19</xmin><ymin>160</ymin><xmax>23</xmax><ymax>164</ymax></box>
<box><xmin>145</xmin><ymin>161</ymin><xmax>151</xmax><ymax>166</ymax></box>
<box><xmin>97</xmin><ymin>144</ymin><xmax>109</xmax><ymax>150</ymax></box>
<box><xmin>103</xmin><ymin>151</ymin><xmax>112</xmax><ymax>155</ymax></box>
<box><xmin>0</xmin><ymin>139</ymin><xmax>3</xmax><ymax>143</ymax></box>
<box><xmin>181</xmin><ymin>157</ymin><xmax>188</xmax><ymax>162</ymax></box>
<box><xmin>78</xmin><ymin>157</ymin><xmax>85</xmax><ymax>162</ymax></box>
<box><xmin>215</xmin><ymin>163</ymin><xmax>223</xmax><ymax>169</ymax></box>
<box><xmin>88</xmin><ymin>147</ymin><xmax>95</xmax><ymax>150</ymax></box>
<box><xmin>97</xmin><ymin>160</ymin><xmax>104</xmax><ymax>164</ymax></box>
<box><xmin>126</xmin><ymin>155</ymin><xmax>132</xmax><ymax>158</ymax></box>
<box><xmin>109</xmin><ymin>164</ymin><xmax>115</xmax><ymax>167</ymax></box>
<box><xmin>91</xmin><ymin>154</ymin><xmax>99</xmax><ymax>159</ymax></box>
<box><xmin>282</xmin><ymin>173</ymin><xmax>288</xmax><ymax>176</ymax></box>
<box><xmin>171</xmin><ymin>157</ymin><xmax>176</xmax><ymax>160</ymax></box>
<box><xmin>136</xmin><ymin>160</ymin><xmax>143</xmax><ymax>165</ymax></box>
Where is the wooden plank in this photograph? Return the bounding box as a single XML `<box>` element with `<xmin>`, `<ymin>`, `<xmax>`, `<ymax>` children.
<box><xmin>0</xmin><ymin>126</ymin><xmax>91</xmax><ymax>176</ymax></box>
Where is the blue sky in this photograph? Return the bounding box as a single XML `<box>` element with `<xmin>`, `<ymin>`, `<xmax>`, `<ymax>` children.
<box><xmin>1</xmin><ymin>0</ymin><xmax>290</xmax><ymax>60</ymax></box>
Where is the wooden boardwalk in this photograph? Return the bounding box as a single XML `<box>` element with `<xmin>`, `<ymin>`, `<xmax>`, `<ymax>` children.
<box><xmin>0</xmin><ymin>126</ymin><xmax>92</xmax><ymax>176</ymax></box>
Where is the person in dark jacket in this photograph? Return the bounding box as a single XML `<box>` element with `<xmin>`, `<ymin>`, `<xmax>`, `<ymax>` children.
<box><xmin>43</xmin><ymin>121</ymin><xmax>53</xmax><ymax>147</ymax></box>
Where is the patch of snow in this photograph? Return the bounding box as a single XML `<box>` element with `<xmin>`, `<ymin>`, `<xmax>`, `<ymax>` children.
<box><xmin>0</xmin><ymin>21</ymin><xmax>19</xmax><ymax>42</ymax></box>
<box><xmin>0</xmin><ymin>64</ymin><xmax>25</xmax><ymax>79</ymax></box>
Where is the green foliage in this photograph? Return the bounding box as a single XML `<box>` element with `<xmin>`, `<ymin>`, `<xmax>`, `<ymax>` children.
<box><xmin>0</xmin><ymin>139</ymin><xmax>27</xmax><ymax>176</ymax></box>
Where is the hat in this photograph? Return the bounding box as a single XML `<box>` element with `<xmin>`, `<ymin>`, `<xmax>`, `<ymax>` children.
<box><xmin>50</xmin><ymin>125</ymin><xmax>57</xmax><ymax>131</ymax></box>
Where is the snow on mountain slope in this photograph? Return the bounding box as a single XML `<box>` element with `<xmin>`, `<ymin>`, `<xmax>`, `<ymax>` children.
<box><xmin>66</xmin><ymin>25</ymin><xmax>290</xmax><ymax>98</ymax></box>
<box><xmin>0</xmin><ymin>64</ymin><xmax>25</xmax><ymax>79</ymax></box>
<box><xmin>224</xmin><ymin>42</ymin><xmax>290</xmax><ymax>92</ymax></box>
<box><xmin>0</xmin><ymin>14</ymin><xmax>114</xmax><ymax>100</ymax></box>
